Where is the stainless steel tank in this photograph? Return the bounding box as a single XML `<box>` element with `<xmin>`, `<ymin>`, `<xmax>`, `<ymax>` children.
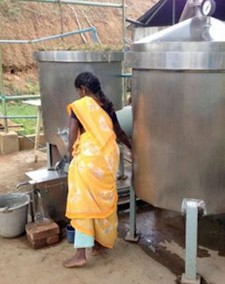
<box><xmin>35</xmin><ymin>51</ymin><xmax>124</xmax><ymax>164</ymax></box>
<box><xmin>126</xmin><ymin>16</ymin><xmax>225</xmax><ymax>214</ymax></box>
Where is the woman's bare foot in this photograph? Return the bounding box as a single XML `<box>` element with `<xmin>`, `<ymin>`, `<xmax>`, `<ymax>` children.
<box><xmin>91</xmin><ymin>241</ymin><xmax>107</xmax><ymax>256</ymax></box>
<box><xmin>63</xmin><ymin>248</ymin><xmax>87</xmax><ymax>268</ymax></box>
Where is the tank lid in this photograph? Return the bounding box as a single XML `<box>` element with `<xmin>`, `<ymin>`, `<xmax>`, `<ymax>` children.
<box><xmin>126</xmin><ymin>16</ymin><xmax>225</xmax><ymax>70</ymax></box>
<box><xmin>133</xmin><ymin>16</ymin><xmax>225</xmax><ymax>45</ymax></box>
<box><xmin>35</xmin><ymin>51</ymin><xmax>124</xmax><ymax>62</ymax></box>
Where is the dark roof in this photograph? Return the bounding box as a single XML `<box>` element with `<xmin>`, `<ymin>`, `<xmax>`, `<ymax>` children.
<box><xmin>133</xmin><ymin>0</ymin><xmax>225</xmax><ymax>27</ymax></box>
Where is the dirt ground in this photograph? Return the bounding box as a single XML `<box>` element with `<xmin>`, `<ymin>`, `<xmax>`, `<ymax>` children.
<box><xmin>1</xmin><ymin>150</ymin><xmax>225</xmax><ymax>284</ymax></box>
<box><xmin>0</xmin><ymin>150</ymin><xmax>177</xmax><ymax>284</ymax></box>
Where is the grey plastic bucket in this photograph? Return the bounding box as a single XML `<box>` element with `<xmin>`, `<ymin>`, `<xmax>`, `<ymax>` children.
<box><xmin>0</xmin><ymin>193</ymin><xmax>30</xmax><ymax>238</ymax></box>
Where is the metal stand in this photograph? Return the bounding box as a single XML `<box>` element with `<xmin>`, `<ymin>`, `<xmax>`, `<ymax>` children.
<box><xmin>181</xmin><ymin>199</ymin><xmax>206</xmax><ymax>284</ymax></box>
<box><xmin>34</xmin><ymin>103</ymin><xmax>42</xmax><ymax>162</ymax></box>
<box><xmin>118</xmin><ymin>145</ymin><xmax>127</xmax><ymax>180</ymax></box>
<box><xmin>22</xmin><ymin>99</ymin><xmax>42</xmax><ymax>162</ymax></box>
<box><xmin>125</xmin><ymin>184</ymin><xmax>139</xmax><ymax>242</ymax></box>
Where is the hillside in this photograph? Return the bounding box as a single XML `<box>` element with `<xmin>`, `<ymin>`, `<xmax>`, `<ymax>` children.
<box><xmin>0</xmin><ymin>0</ymin><xmax>157</xmax><ymax>93</ymax></box>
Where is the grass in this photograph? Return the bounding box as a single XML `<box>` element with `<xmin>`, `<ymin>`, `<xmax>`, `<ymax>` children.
<box><xmin>0</xmin><ymin>101</ymin><xmax>38</xmax><ymax>135</ymax></box>
<box><xmin>1</xmin><ymin>74</ymin><xmax>40</xmax><ymax>135</ymax></box>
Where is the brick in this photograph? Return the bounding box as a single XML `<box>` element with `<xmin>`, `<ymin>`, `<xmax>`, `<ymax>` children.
<box><xmin>25</xmin><ymin>220</ymin><xmax>60</xmax><ymax>241</ymax></box>
<box><xmin>27</xmin><ymin>233</ymin><xmax>47</xmax><ymax>249</ymax></box>
<box><xmin>27</xmin><ymin>233</ymin><xmax>59</xmax><ymax>249</ymax></box>
<box><xmin>47</xmin><ymin>234</ymin><xmax>59</xmax><ymax>245</ymax></box>
<box><xmin>25</xmin><ymin>220</ymin><xmax>60</xmax><ymax>249</ymax></box>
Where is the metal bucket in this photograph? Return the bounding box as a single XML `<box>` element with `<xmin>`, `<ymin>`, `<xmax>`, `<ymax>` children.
<box><xmin>0</xmin><ymin>193</ymin><xmax>30</xmax><ymax>238</ymax></box>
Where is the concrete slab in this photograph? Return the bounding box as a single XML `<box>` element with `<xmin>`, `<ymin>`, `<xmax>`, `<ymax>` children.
<box><xmin>0</xmin><ymin>131</ymin><xmax>19</xmax><ymax>154</ymax></box>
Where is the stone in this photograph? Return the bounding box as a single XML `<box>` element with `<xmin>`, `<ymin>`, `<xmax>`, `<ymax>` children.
<box><xmin>0</xmin><ymin>131</ymin><xmax>19</xmax><ymax>154</ymax></box>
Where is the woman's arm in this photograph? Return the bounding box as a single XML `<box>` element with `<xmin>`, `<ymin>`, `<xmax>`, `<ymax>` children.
<box><xmin>112</xmin><ymin>113</ymin><xmax>132</xmax><ymax>150</ymax></box>
<box><xmin>68</xmin><ymin>116</ymin><xmax>80</xmax><ymax>159</ymax></box>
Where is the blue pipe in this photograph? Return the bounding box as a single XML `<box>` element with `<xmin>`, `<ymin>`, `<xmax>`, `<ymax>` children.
<box><xmin>0</xmin><ymin>27</ymin><xmax>100</xmax><ymax>44</ymax></box>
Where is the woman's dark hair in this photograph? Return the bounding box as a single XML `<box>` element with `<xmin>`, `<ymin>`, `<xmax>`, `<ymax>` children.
<box><xmin>74</xmin><ymin>72</ymin><xmax>115</xmax><ymax>118</ymax></box>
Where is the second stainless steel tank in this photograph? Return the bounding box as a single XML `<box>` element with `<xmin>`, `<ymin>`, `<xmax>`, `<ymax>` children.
<box><xmin>126</xmin><ymin>16</ymin><xmax>225</xmax><ymax>214</ymax></box>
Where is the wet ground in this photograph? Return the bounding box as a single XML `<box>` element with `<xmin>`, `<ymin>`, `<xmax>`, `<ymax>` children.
<box><xmin>1</xmin><ymin>150</ymin><xmax>225</xmax><ymax>283</ymax></box>
<box><xmin>119</xmin><ymin>205</ymin><xmax>225</xmax><ymax>284</ymax></box>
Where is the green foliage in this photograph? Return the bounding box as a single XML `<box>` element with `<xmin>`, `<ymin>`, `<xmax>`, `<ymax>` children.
<box><xmin>37</xmin><ymin>43</ymin><xmax>123</xmax><ymax>52</ymax></box>
<box><xmin>3</xmin><ymin>81</ymin><xmax>22</xmax><ymax>95</ymax></box>
<box><xmin>0</xmin><ymin>100</ymin><xmax>38</xmax><ymax>135</ymax></box>
<box><xmin>7</xmin><ymin>7</ymin><xmax>21</xmax><ymax>19</ymax></box>
<box><xmin>25</xmin><ymin>77</ymin><xmax>40</xmax><ymax>94</ymax></box>
<box><xmin>0</xmin><ymin>0</ymin><xmax>22</xmax><ymax>19</ymax></box>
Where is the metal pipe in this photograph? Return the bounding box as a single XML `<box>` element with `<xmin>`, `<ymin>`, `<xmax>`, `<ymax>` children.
<box><xmin>0</xmin><ymin>49</ymin><xmax>8</xmax><ymax>132</ymax></box>
<box><xmin>184</xmin><ymin>200</ymin><xmax>198</xmax><ymax>280</ymax></box>
<box><xmin>0</xmin><ymin>115</ymin><xmax>38</xmax><ymax>119</ymax></box>
<box><xmin>126</xmin><ymin>18</ymin><xmax>145</xmax><ymax>27</ymax></box>
<box><xmin>32</xmin><ymin>27</ymin><xmax>99</xmax><ymax>43</ymax></box>
<box><xmin>0</xmin><ymin>95</ymin><xmax>40</xmax><ymax>132</ymax></box>
<box><xmin>2</xmin><ymin>96</ymin><xmax>8</xmax><ymax>132</ymax></box>
<box><xmin>114</xmin><ymin>73</ymin><xmax>132</xmax><ymax>78</ymax></box>
<box><xmin>0</xmin><ymin>27</ymin><xmax>100</xmax><ymax>44</ymax></box>
<box><xmin>34</xmin><ymin>189</ymin><xmax>48</xmax><ymax>222</ymax></box>
<box><xmin>125</xmin><ymin>184</ymin><xmax>139</xmax><ymax>242</ymax></box>
<box><xmin>16</xmin><ymin>180</ymin><xmax>37</xmax><ymax>189</ymax></box>
<box><xmin>122</xmin><ymin>0</ymin><xmax>126</xmax><ymax>50</ymax></box>
<box><xmin>0</xmin><ymin>47</ymin><xmax>3</xmax><ymax>95</ymax></box>
<box><xmin>0</xmin><ymin>95</ymin><xmax>40</xmax><ymax>101</ymax></box>
<box><xmin>118</xmin><ymin>146</ymin><xmax>126</xmax><ymax>179</ymax></box>
<box><xmin>181</xmin><ymin>199</ymin><xmax>206</xmax><ymax>284</ymax></box>
<box><xmin>146</xmin><ymin>0</ymin><xmax>167</xmax><ymax>25</ymax></box>
<box><xmin>172</xmin><ymin>0</ymin><xmax>176</xmax><ymax>25</ymax></box>
<box><xmin>18</xmin><ymin>0</ymin><xmax>124</xmax><ymax>8</ymax></box>
<box><xmin>121</xmin><ymin>0</ymin><xmax>126</xmax><ymax>106</ymax></box>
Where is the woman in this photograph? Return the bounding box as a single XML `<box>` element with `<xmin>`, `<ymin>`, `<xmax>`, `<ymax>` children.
<box><xmin>64</xmin><ymin>72</ymin><xmax>131</xmax><ymax>268</ymax></box>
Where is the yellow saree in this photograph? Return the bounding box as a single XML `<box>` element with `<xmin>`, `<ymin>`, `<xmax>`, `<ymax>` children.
<box><xmin>66</xmin><ymin>96</ymin><xmax>119</xmax><ymax>248</ymax></box>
